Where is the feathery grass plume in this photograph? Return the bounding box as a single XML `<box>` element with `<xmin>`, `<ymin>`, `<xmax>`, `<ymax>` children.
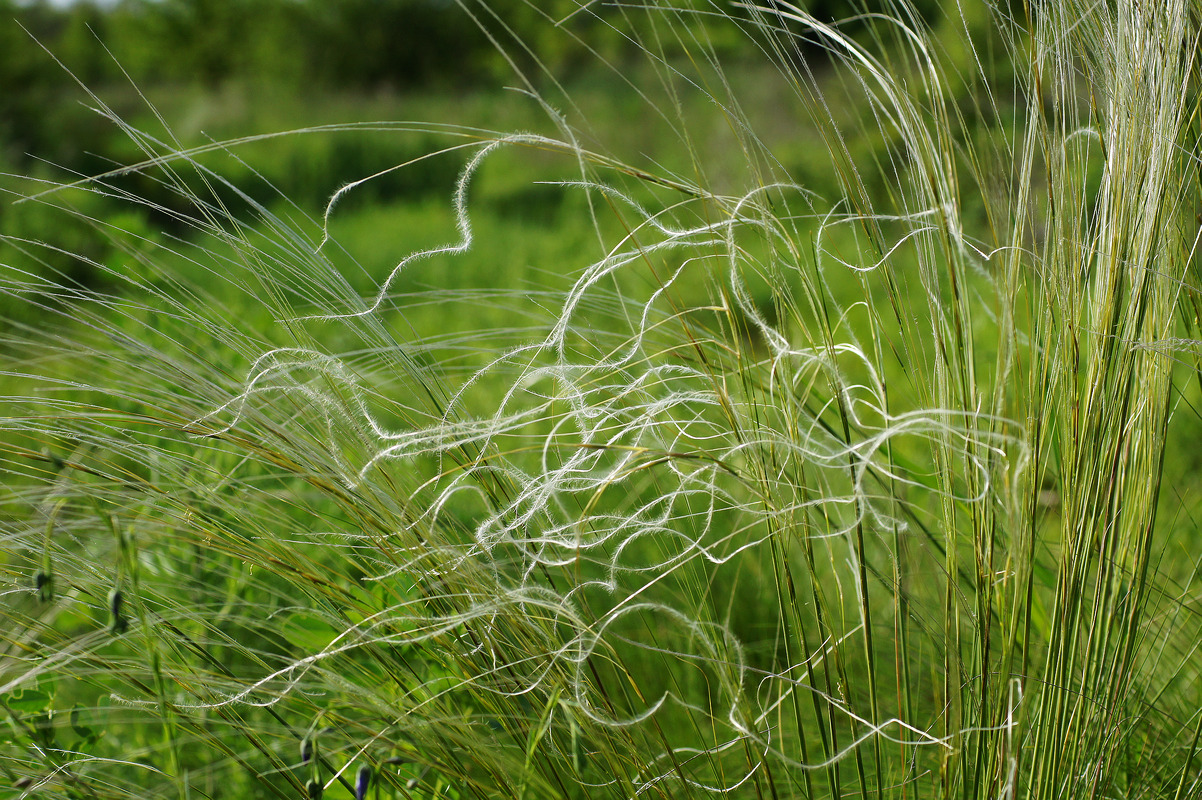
<box><xmin>2</xmin><ymin>0</ymin><xmax>1202</xmax><ymax>798</ymax></box>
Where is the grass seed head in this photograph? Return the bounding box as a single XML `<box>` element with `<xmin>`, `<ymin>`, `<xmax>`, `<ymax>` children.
<box><xmin>34</xmin><ymin>571</ymin><xmax>54</xmax><ymax>603</ymax></box>
<box><xmin>354</xmin><ymin>764</ymin><xmax>370</xmax><ymax>800</ymax></box>
<box><xmin>107</xmin><ymin>589</ymin><xmax>127</xmax><ymax>634</ymax></box>
<box><xmin>300</xmin><ymin>734</ymin><xmax>314</xmax><ymax>765</ymax></box>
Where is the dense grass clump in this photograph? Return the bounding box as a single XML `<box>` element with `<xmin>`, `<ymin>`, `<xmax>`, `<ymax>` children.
<box><xmin>3</xmin><ymin>1</ymin><xmax>1202</xmax><ymax>798</ymax></box>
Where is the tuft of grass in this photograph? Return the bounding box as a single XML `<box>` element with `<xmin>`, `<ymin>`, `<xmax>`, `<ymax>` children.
<box><xmin>3</xmin><ymin>1</ymin><xmax>1202</xmax><ymax>798</ymax></box>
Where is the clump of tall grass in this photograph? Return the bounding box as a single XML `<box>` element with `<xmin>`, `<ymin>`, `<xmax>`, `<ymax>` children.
<box><xmin>3</xmin><ymin>1</ymin><xmax>1202</xmax><ymax>798</ymax></box>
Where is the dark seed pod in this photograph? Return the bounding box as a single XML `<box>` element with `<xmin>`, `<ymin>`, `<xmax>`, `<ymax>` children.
<box><xmin>300</xmin><ymin>734</ymin><xmax>314</xmax><ymax>765</ymax></box>
<box><xmin>41</xmin><ymin>447</ymin><xmax>64</xmax><ymax>471</ymax></box>
<box><xmin>305</xmin><ymin>778</ymin><xmax>323</xmax><ymax>799</ymax></box>
<box><xmin>355</xmin><ymin>764</ymin><xmax>371</xmax><ymax>800</ymax></box>
<box><xmin>108</xmin><ymin>589</ymin><xmax>127</xmax><ymax>634</ymax></box>
<box><xmin>35</xmin><ymin>571</ymin><xmax>54</xmax><ymax>602</ymax></box>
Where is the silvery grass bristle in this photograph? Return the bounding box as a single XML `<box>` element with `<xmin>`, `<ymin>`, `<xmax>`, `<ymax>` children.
<box><xmin>1</xmin><ymin>0</ymin><xmax>1201</xmax><ymax>799</ymax></box>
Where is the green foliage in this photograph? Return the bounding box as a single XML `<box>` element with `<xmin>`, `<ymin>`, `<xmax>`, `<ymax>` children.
<box><xmin>3</xmin><ymin>2</ymin><xmax>1202</xmax><ymax>799</ymax></box>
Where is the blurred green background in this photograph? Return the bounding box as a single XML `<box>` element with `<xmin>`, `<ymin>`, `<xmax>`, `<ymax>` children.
<box><xmin>0</xmin><ymin>0</ymin><xmax>966</xmax><ymax>306</ymax></box>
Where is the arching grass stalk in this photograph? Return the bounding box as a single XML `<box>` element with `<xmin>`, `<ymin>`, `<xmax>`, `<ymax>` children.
<box><xmin>2</xmin><ymin>1</ymin><xmax>1202</xmax><ymax>798</ymax></box>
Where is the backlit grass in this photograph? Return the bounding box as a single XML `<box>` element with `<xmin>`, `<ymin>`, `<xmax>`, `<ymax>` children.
<box><xmin>3</xmin><ymin>2</ymin><xmax>1202</xmax><ymax>799</ymax></box>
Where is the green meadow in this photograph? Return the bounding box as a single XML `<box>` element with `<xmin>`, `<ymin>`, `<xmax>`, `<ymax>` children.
<box><xmin>4</xmin><ymin>2</ymin><xmax>1202</xmax><ymax>799</ymax></box>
